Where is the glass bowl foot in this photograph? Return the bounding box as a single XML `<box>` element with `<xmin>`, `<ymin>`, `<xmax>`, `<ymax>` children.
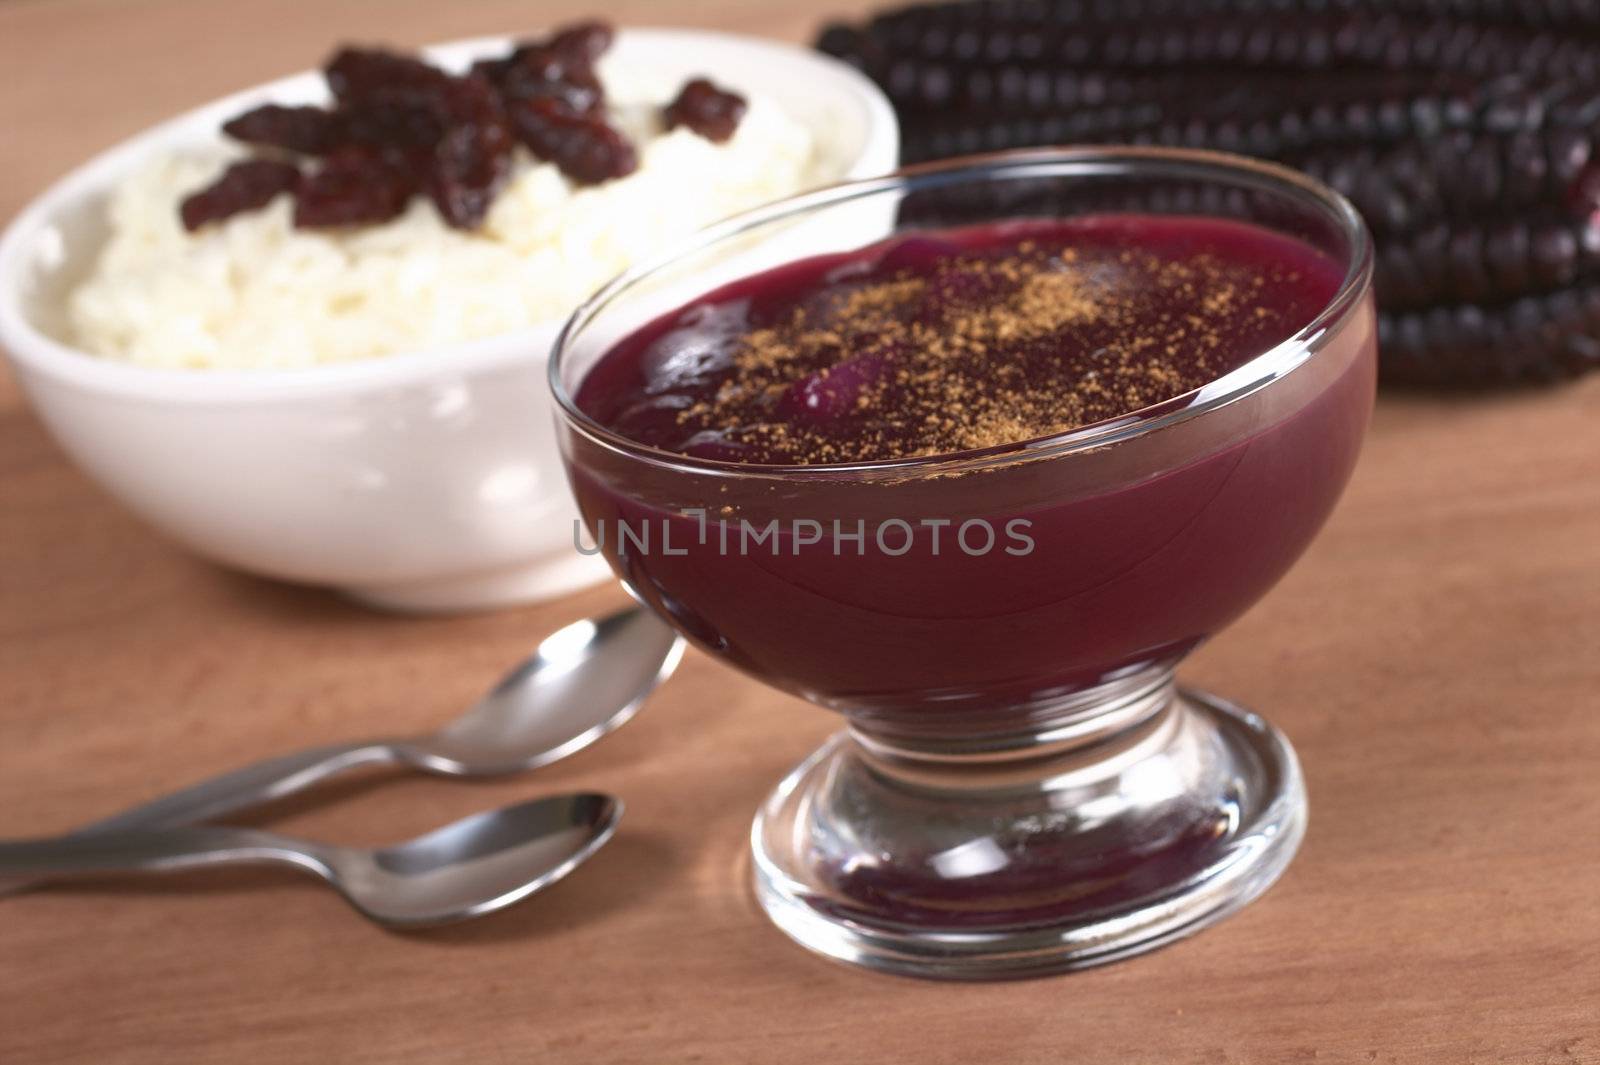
<box><xmin>751</xmin><ymin>686</ymin><xmax>1305</xmax><ymax>980</ymax></box>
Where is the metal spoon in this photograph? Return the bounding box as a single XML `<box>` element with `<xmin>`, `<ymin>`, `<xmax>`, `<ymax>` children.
<box><xmin>0</xmin><ymin>792</ymin><xmax>621</xmax><ymax>928</ymax></box>
<box><xmin>81</xmin><ymin>606</ymin><xmax>682</xmax><ymax>834</ymax></box>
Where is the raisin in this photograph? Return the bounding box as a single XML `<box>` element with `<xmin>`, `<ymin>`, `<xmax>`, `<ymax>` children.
<box><xmin>509</xmin><ymin>97</ymin><xmax>637</xmax><ymax>184</ymax></box>
<box><xmin>427</xmin><ymin>76</ymin><xmax>513</xmax><ymax>229</ymax></box>
<box><xmin>663</xmin><ymin>78</ymin><xmax>747</xmax><ymax>143</ymax></box>
<box><xmin>338</xmin><ymin>100</ymin><xmax>446</xmax><ymax>152</ymax></box>
<box><xmin>482</xmin><ymin>20</ymin><xmax>614</xmax><ymax>114</ymax></box>
<box><xmin>202</xmin><ymin>22</ymin><xmax>635</xmax><ymax>231</ymax></box>
<box><xmin>545</xmin><ymin>19</ymin><xmax>614</xmax><ymax>64</ymax></box>
<box><xmin>294</xmin><ymin>146</ymin><xmax>417</xmax><ymax>228</ymax></box>
<box><xmin>494</xmin><ymin>46</ymin><xmax>605</xmax><ymax>115</ymax></box>
<box><xmin>324</xmin><ymin>46</ymin><xmax>452</xmax><ymax>109</ymax></box>
<box><xmin>222</xmin><ymin>105</ymin><xmax>343</xmax><ymax>154</ymax></box>
<box><xmin>180</xmin><ymin>159</ymin><xmax>301</xmax><ymax>230</ymax></box>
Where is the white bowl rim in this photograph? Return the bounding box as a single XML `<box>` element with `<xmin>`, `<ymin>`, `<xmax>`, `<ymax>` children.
<box><xmin>0</xmin><ymin>27</ymin><xmax>898</xmax><ymax>405</ymax></box>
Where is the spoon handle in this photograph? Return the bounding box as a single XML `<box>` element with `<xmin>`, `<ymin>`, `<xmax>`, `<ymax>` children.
<box><xmin>0</xmin><ymin>741</ymin><xmax>387</xmax><ymax>889</ymax></box>
<box><xmin>0</xmin><ymin>825</ymin><xmax>330</xmax><ymax>881</ymax></box>
<box><xmin>76</xmin><ymin>741</ymin><xmax>397</xmax><ymax>835</ymax></box>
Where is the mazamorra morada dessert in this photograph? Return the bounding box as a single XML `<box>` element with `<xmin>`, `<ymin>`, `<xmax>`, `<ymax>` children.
<box><xmin>566</xmin><ymin>214</ymin><xmax>1373</xmax><ymax>737</ymax></box>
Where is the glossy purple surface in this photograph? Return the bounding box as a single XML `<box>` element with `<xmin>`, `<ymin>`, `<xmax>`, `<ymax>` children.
<box><xmin>578</xmin><ymin>215</ymin><xmax>1345</xmax><ymax>465</ymax></box>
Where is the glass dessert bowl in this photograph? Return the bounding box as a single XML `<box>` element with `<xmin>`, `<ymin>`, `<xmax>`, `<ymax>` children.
<box><xmin>550</xmin><ymin>147</ymin><xmax>1376</xmax><ymax>979</ymax></box>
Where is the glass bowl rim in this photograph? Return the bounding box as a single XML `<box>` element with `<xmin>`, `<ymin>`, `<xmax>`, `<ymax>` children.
<box><xmin>548</xmin><ymin>145</ymin><xmax>1374</xmax><ymax>481</ymax></box>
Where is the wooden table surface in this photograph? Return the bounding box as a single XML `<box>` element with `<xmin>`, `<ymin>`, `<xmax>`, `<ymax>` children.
<box><xmin>2</xmin><ymin>1</ymin><xmax>1598</xmax><ymax>1061</ymax></box>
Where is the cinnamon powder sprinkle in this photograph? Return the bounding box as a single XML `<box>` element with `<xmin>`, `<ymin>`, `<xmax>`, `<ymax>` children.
<box><xmin>672</xmin><ymin>240</ymin><xmax>1296</xmax><ymax>464</ymax></box>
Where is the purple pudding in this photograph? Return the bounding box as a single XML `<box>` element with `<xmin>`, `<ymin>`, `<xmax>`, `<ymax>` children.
<box><xmin>563</xmin><ymin>214</ymin><xmax>1375</xmax><ymax>738</ymax></box>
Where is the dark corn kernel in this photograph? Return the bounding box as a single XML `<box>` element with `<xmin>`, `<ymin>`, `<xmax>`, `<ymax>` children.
<box><xmin>820</xmin><ymin>0</ymin><xmax>1600</xmax><ymax>386</ymax></box>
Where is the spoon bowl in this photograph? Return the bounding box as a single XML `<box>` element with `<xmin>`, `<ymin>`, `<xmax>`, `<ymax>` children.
<box><xmin>404</xmin><ymin>608</ymin><xmax>686</xmax><ymax>775</ymax></box>
<box><xmin>333</xmin><ymin>792</ymin><xmax>622</xmax><ymax>926</ymax></box>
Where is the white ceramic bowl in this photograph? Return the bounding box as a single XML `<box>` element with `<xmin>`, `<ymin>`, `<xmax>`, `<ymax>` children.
<box><xmin>0</xmin><ymin>28</ymin><xmax>898</xmax><ymax>612</ymax></box>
